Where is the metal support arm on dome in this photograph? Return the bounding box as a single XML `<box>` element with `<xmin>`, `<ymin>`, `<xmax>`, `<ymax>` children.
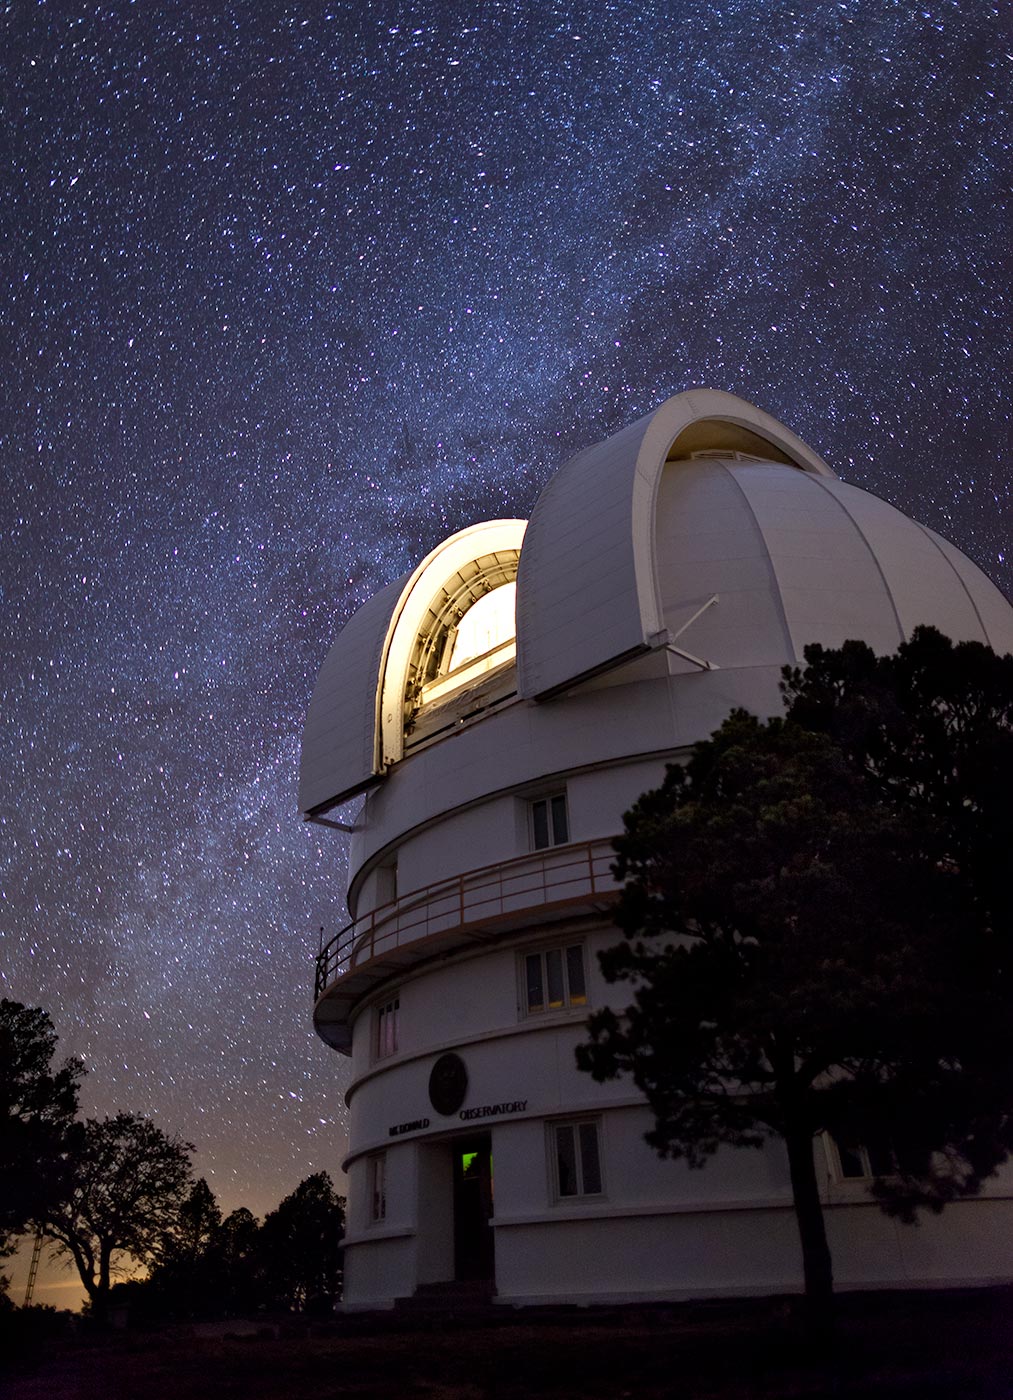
<box><xmin>664</xmin><ymin>645</ymin><xmax>717</xmax><ymax>671</ymax></box>
<box><xmin>303</xmin><ymin>790</ymin><xmax>369</xmax><ymax>834</ymax></box>
<box><xmin>648</xmin><ymin>594</ymin><xmax>720</xmax><ymax>672</ymax></box>
<box><xmin>305</xmin><ymin>814</ymin><xmax>358</xmax><ymax>833</ymax></box>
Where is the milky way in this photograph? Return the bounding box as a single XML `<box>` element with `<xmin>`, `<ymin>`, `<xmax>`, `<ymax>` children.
<box><xmin>4</xmin><ymin>0</ymin><xmax>1011</xmax><ymax>1256</ymax></box>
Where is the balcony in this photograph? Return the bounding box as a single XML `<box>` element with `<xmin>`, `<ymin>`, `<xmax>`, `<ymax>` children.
<box><xmin>313</xmin><ymin>838</ymin><xmax>621</xmax><ymax>1051</ymax></box>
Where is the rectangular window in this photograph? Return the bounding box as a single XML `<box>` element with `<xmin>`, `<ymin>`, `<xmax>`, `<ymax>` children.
<box><xmin>368</xmin><ymin>1154</ymin><xmax>386</xmax><ymax>1223</ymax></box>
<box><xmin>375</xmin><ymin>997</ymin><xmax>399</xmax><ymax>1059</ymax></box>
<box><xmin>552</xmin><ymin>1119</ymin><xmax>604</xmax><ymax>1200</ymax></box>
<box><xmin>523</xmin><ymin>943</ymin><xmax>587</xmax><ymax>1014</ymax></box>
<box><xmin>836</xmin><ymin>1140</ymin><xmax>868</xmax><ymax>1179</ymax></box>
<box><xmin>530</xmin><ymin>793</ymin><xmax>569</xmax><ymax>850</ymax></box>
<box><xmin>829</xmin><ymin>1136</ymin><xmax>895</xmax><ymax>1181</ymax></box>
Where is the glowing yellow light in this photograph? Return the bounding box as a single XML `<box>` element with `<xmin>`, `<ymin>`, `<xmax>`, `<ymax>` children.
<box><xmin>449</xmin><ymin>582</ymin><xmax>517</xmax><ymax>671</ymax></box>
<box><xmin>419</xmin><ymin>582</ymin><xmax>517</xmax><ymax>705</ymax></box>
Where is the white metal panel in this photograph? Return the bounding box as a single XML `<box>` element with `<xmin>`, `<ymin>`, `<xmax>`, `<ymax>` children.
<box><xmin>731</xmin><ymin>464</ymin><xmax>906</xmax><ymax>659</ymax></box>
<box><xmin>920</xmin><ymin>527</ymin><xmax>1013</xmax><ymax>656</ymax></box>
<box><xmin>655</xmin><ymin>459</ymin><xmax>797</xmax><ymax>669</ymax></box>
<box><xmin>516</xmin><ymin>412</ymin><xmax>653</xmax><ymax>698</ymax></box>
<box><xmin>298</xmin><ymin>576</ymin><xmax>407</xmax><ymax>814</ymax></box>
<box><xmin>656</xmin><ymin>458</ymin><xmax>1010</xmax><ymax>673</ymax></box>
<box><xmin>813</xmin><ymin>480</ymin><xmax>989</xmax><ymax>646</ymax></box>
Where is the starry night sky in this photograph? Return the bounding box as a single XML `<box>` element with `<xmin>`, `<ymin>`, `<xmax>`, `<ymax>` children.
<box><xmin>4</xmin><ymin>0</ymin><xmax>1011</xmax><ymax>1296</ymax></box>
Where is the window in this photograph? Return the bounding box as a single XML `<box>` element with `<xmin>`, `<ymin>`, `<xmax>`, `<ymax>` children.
<box><xmin>375</xmin><ymin>997</ymin><xmax>399</xmax><ymax>1059</ymax></box>
<box><xmin>828</xmin><ymin>1136</ymin><xmax>895</xmax><ymax>1181</ymax></box>
<box><xmin>551</xmin><ymin>1119</ymin><xmax>603</xmax><ymax>1200</ymax></box>
<box><xmin>368</xmin><ymin>1153</ymin><xmax>386</xmax><ymax>1223</ymax></box>
<box><xmin>523</xmin><ymin>943</ymin><xmax>587</xmax><ymax>1015</ymax></box>
<box><xmin>530</xmin><ymin>793</ymin><xmax>569</xmax><ymax>850</ymax></box>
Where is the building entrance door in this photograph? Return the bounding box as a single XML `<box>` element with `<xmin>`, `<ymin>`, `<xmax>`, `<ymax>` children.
<box><xmin>452</xmin><ymin>1133</ymin><xmax>494</xmax><ymax>1281</ymax></box>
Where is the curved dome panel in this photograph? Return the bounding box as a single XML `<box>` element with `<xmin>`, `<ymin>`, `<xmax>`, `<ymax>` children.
<box><xmin>919</xmin><ymin>525</ymin><xmax>1013</xmax><ymax>654</ymax></box>
<box><xmin>654</xmin><ymin>458</ymin><xmax>801</xmax><ymax>671</ymax></box>
<box><xmin>808</xmin><ymin>478</ymin><xmax>1008</xmax><ymax>650</ymax></box>
<box><xmin>299</xmin><ymin>575</ymin><xmax>409</xmax><ymax>815</ymax></box>
<box><xmin>652</xmin><ymin>459</ymin><xmax>1008</xmax><ymax>677</ymax></box>
<box><xmin>722</xmin><ymin>465</ymin><xmax>910</xmax><ymax>662</ymax></box>
<box><xmin>516</xmin><ymin>389</ymin><xmax>832</xmax><ymax>699</ymax></box>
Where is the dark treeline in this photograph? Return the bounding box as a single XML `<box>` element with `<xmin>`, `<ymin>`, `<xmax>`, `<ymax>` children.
<box><xmin>0</xmin><ymin>1000</ymin><xmax>344</xmax><ymax>1323</ymax></box>
<box><xmin>109</xmin><ymin>1170</ymin><xmax>345</xmax><ymax>1321</ymax></box>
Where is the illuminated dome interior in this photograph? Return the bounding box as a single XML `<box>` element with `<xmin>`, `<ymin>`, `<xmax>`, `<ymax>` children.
<box><xmin>404</xmin><ymin>561</ymin><xmax>519</xmax><ymax>741</ymax></box>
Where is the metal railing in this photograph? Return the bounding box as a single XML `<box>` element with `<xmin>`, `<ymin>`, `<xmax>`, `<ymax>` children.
<box><xmin>314</xmin><ymin>837</ymin><xmax>620</xmax><ymax>1000</ymax></box>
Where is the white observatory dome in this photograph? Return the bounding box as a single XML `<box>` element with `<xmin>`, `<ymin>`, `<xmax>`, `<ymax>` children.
<box><xmin>517</xmin><ymin>394</ymin><xmax>1012</xmax><ymax>696</ymax></box>
<box><xmin>300</xmin><ymin>389</ymin><xmax>1013</xmax><ymax>1312</ymax></box>
<box><xmin>302</xmin><ymin>389</ymin><xmax>1013</xmax><ymax>819</ymax></box>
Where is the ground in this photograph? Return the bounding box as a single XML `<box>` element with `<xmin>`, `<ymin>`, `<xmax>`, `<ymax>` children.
<box><xmin>3</xmin><ymin>1289</ymin><xmax>1012</xmax><ymax>1399</ymax></box>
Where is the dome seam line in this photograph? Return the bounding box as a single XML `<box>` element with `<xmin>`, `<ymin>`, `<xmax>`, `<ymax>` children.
<box><xmin>716</xmin><ymin>462</ymin><xmax>797</xmax><ymax>665</ymax></box>
<box><xmin>910</xmin><ymin>519</ymin><xmax>990</xmax><ymax>646</ymax></box>
<box><xmin>806</xmin><ymin>475</ymin><xmax>906</xmax><ymax>646</ymax></box>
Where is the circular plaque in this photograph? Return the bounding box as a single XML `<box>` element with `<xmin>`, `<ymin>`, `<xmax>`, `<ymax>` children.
<box><xmin>428</xmin><ymin>1053</ymin><xmax>468</xmax><ymax>1116</ymax></box>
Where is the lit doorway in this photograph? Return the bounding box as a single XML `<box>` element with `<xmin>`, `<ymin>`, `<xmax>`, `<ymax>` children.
<box><xmin>452</xmin><ymin>1133</ymin><xmax>494</xmax><ymax>1281</ymax></box>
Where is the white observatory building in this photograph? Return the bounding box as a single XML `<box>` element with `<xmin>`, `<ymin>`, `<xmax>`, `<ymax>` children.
<box><xmin>301</xmin><ymin>390</ymin><xmax>1013</xmax><ymax>1308</ymax></box>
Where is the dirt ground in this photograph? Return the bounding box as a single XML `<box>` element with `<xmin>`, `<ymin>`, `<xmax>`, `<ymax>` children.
<box><xmin>3</xmin><ymin>1288</ymin><xmax>1012</xmax><ymax>1400</ymax></box>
